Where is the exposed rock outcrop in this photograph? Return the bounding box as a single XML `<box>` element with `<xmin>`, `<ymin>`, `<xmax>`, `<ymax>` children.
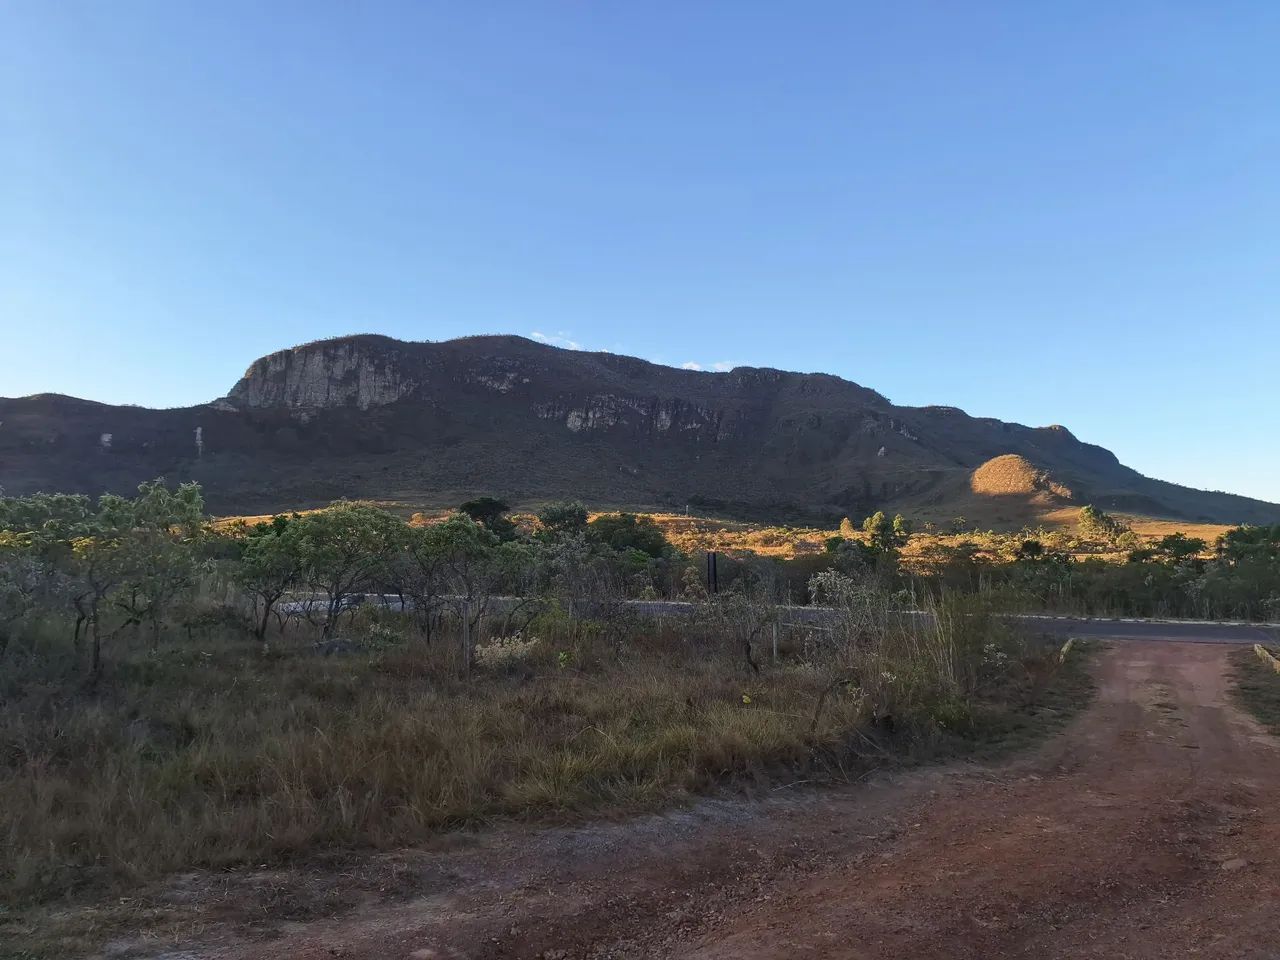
<box><xmin>228</xmin><ymin>336</ymin><xmax>420</xmax><ymax>410</ymax></box>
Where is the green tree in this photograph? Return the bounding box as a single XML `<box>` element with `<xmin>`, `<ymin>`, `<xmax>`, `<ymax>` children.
<box><xmin>1155</xmin><ymin>532</ymin><xmax>1207</xmax><ymax>563</ymax></box>
<box><xmin>1078</xmin><ymin>504</ymin><xmax>1130</xmax><ymax>542</ymax></box>
<box><xmin>458</xmin><ymin>496</ymin><xmax>517</xmax><ymax>541</ymax></box>
<box><xmin>863</xmin><ymin>511</ymin><xmax>909</xmax><ymax>549</ymax></box>
<box><xmin>397</xmin><ymin>521</ymin><xmax>453</xmax><ymax>641</ymax></box>
<box><xmin>110</xmin><ymin>480</ymin><xmax>206</xmax><ymax>650</ymax></box>
<box><xmin>291</xmin><ymin>502</ymin><xmax>409</xmax><ymax>636</ymax></box>
<box><xmin>236</xmin><ymin>516</ymin><xmax>304</xmax><ymax>645</ymax></box>
<box><xmin>13</xmin><ymin>479</ymin><xmax>208</xmax><ymax>672</ymax></box>
<box><xmin>69</xmin><ymin>526</ymin><xmax>131</xmax><ymax>673</ymax></box>
<box><xmin>537</xmin><ymin>500</ymin><xmax>589</xmax><ymax>538</ymax></box>
<box><xmin>0</xmin><ymin>548</ymin><xmax>44</xmax><ymax>660</ymax></box>
<box><xmin>0</xmin><ymin>492</ymin><xmax>92</xmax><ymax>542</ymax></box>
<box><xmin>433</xmin><ymin>514</ymin><xmax>535</xmax><ymax>666</ymax></box>
<box><xmin>0</xmin><ymin>492</ymin><xmax>92</xmax><ymax>651</ymax></box>
<box><xmin>892</xmin><ymin>514</ymin><xmax>912</xmax><ymax>545</ymax></box>
<box><xmin>587</xmin><ymin>513</ymin><xmax>670</xmax><ymax>558</ymax></box>
<box><xmin>827</xmin><ymin>537</ymin><xmax>882</xmax><ymax>574</ymax></box>
<box><xmin>1016</xmin><ymin>538</ymin><xmax>1044</xmax><ymax>560</ymax></box>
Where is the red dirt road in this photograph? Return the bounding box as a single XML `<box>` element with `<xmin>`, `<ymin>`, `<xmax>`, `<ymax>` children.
<box><xmin>135</xmin><ymin>642</ymin><xmax>1280</xmax><ymax>960</ymax></box>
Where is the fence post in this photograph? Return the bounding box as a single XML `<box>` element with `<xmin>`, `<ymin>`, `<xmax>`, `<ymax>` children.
<box><xmin>772</xmin><ymin>621</ymin><xmax>779</xmax><ymax>662</ymax></box>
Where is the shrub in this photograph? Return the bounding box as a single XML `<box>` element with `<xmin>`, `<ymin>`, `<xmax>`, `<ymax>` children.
<box><xmin>473</xmin><ymin>632</ymin><xmax>541</xmax><ymax>670</ymax></box>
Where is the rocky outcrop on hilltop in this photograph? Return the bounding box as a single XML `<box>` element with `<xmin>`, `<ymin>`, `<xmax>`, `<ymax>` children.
<box><xmin>228</xmin><ymin>336</ymin><xmax>420</xmax><ymax>410</ymax></box>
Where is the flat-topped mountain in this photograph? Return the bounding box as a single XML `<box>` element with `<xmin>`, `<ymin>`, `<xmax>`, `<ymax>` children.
<box><xmin>2</xmin><ymin>334</ymin><xmax>1277</xmax><ymax>526</ymax></box>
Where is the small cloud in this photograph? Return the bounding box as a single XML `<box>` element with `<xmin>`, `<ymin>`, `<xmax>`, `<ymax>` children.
<box><xmin>530</xmin><ymin>330</ymin><xmax>584</xmax><ymax>350</ymax></box>
<box><xmin>679</xmin><ymin>360</ymin><xmax>736</xmax><ymax>373</ymax></box>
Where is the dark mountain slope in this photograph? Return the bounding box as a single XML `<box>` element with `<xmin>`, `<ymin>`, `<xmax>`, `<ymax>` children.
<box><xmin>2</xmin><ymin>334</ymin><xmax>1276</xmax><ymax>526</ymax></box>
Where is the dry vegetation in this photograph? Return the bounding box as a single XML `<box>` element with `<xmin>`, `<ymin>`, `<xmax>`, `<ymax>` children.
<box><xmin>628</xmin><ymin>510</ymin><xmax>1229</xmax><ymax>567</ymax></box>
<box><xmin>1228</xmin><ymin>646</ymin><xmax>1280</xmax><ymax>733</ymax></box>
<box><xmin>1</xmin><ymin>590</ymin><xmax>1089</xmax><ymax>956</ymax></box>
<box><xmin>5</xmin><ymin>481</ymin><xmax>1271</xmax><ymax>957</ymax></box>
<box><xmin>969</xmin><ymin>454</ymin><xmax>1073</xmax><ymax>500</ymax></box>
<box><xmin>633</xmin><ymin>514</ymin><xmax>831</xmax><ymax>559</ymax></box>
<box><xmin>218</xmin><ymin>502</ymin><xmax>1232</xmax><ymax>564</ymax></box>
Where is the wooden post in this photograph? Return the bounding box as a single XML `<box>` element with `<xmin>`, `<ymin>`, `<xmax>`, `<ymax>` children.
<box><xmin>772</xmin><ymin>621</ymin><xmax>779</xmax><ymax>662</ymax></box>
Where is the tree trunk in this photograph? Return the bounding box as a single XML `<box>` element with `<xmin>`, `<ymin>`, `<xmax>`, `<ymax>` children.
<box><xmin>461</xmin><ymin>599</ymin><xmax>472</xmax><ymax>678</ymax></box>
<box><xmin>323</xmin><ymin>592</ymin><xmax>340</xmax><ymax>639</ymax></box>
<box><xmin>90</xmin><ymin>598</ymin><xmax>102</xmax><ymax>674</ymax></box>
<box><xmin>256</xmin><ymin>598</ymin><xmax>273</xmax><ymax>641</ymax></box>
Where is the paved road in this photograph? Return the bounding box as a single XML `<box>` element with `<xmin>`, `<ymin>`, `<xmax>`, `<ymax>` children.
<box><xmin>1016</xmin><ymin>615</ymin><xmax>1280</xmax><ymax>645</ymax></box>
<box><xmin>629</xmin><ymin>600</ymin><xmax>1280</xmax><ymax>645</ymax></box>
<box><xmin>280</xmin><ymin>594</ymin><xmax>1280</xmax><ymax>645</ymax></box>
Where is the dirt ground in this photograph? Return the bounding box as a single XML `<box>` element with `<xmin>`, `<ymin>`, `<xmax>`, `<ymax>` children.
<box><xmin>107</xmin><ymin>641</ymin><xmax>1280</xmax><ymax>960</ymax></box>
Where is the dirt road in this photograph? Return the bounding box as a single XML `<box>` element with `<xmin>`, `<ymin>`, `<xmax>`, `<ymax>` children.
<box><xmin>133</xmin><ymin>642</ymin><xmax>1280</xmax><ymax>960</ymax></box>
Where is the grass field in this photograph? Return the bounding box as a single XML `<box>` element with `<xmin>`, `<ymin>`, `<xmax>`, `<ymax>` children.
<box><xmin>216</xmin><ymin>502</ymin><xmax>1232</xmax><ymax>563</ymax></box>
<box><xmin>1</xmin><ymin>599</ymin><xmax>1093</xmax><ymax>957</ymax></box>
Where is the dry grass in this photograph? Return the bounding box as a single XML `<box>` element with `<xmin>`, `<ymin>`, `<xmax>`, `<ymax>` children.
<box><xmin>638</xmin><ymin>514</ymin><xmax>832</xmax><ymax>558</ymax></box>
<box><xmin>210</xmin><ymin>501</ymin><xmax>414</xmax><ymax>532</ymax></box>
<box><xmin>214</xmin><ymin>501</ymin><xmax>1232</xmax><ymax>566</ymax></box>
<box><xmin>0</xmin><ymin>620</ymin><xmax>857</xmax><ymax>910</ymax></box>
<box><xmin>1121</xmin><ymin>516</ymin><xmax>1234</xmax><ymax>542</ymax></box>
<box><xmin>1228</xmin><ymin>647</ymin><xmax>1280</xmax><ymax>734</ymax></box>
<box><xmin>636</xmin><ymin>511</ymin><xmax>1229</xmax><ymax>570</ymax></box>
<box><xmin>0</xmin><ymin>601</ymin><xmax>1087</xmax><ymax>927</ymax></box>
<box><xmin>1036</xmin><ymin>507</ymin><xmax>1229</xmax><ymax>542</ymax></box>
<box><xmin>969</xmin><ymin>455</ymin><xmax>1073</xmax><ymax>500</ymax></box>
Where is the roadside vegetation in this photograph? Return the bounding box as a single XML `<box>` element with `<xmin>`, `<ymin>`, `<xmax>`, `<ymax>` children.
<box><xmin>890</xmin><ymin>511</ymin><xmax>1280</xmax><ymax>621</ymax></box>
<box><xmin>0</xmin><ymin>481</ymin><xmax>1092</xmax><ymax>925</ymax></box>
<box><xmin>1227</xmin><ymin>647</ymin><xmax>1280</xmax><ymax>733</ymax></box>
<box><xmin>639</xmin><ymin>506</ymin><xmax>1280</xmax><ymax>621</ymax></box>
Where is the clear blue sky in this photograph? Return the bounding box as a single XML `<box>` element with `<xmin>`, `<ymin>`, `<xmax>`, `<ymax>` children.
<box><xmin>3</xmin><ymin>2</ymin><xmax>1278</xmax><ymax>501</ymax></box>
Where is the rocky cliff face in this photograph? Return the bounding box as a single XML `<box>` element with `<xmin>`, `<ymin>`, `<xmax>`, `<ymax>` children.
<box><xmin>4</xmin><ymin>333</ymin><xmax>1279</xmax><ymax>527</ymax></box>
<box><xmin>228</xmin><ymin>336</ymin><xmax>420</xmax><ymax>410</ymax></box>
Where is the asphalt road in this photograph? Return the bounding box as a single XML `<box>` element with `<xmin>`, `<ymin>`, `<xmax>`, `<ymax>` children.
<box><xmin>280</xmin><ymin>594</ymin><xmax>1280</xmax><ymax>645</ymax></box>
<box><xmin>1018</xmin><ymin>615</ymin><xmax>1280</xmax><ymax>645</ymax></box>
<box><xmin>626</xmin><ymin>600</ymin><xmax>1280</xmax><ymax>645</ymax></box>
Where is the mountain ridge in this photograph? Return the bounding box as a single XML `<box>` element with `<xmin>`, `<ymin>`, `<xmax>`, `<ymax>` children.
<box><xmin>2</xmin><ymin>333</ymin><xmax>1277</xmax><ymax>527</ymax></box>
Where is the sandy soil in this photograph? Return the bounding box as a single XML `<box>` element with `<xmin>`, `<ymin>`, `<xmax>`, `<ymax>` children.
<box><xmin>118</xmin><ymin>642</ymin><xmax>1280</xmax><ymax>960</ymax></box>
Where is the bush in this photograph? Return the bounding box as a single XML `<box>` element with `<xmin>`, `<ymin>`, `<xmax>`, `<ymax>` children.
<box><xmin>587</xmin><ymin>513</ymin><xmax>672</xmax><ymax>559</ymax></box>
<box><xmin>473</xmin><ymin>632</ymin><xmax>542</xmax><ymax>670</ymax></box>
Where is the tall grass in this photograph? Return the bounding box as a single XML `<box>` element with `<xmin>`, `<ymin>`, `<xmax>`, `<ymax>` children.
<box><xmin>0</xmin><ymin>598</ymin><xmax>1084</xmax><ymax>908</ymax></box>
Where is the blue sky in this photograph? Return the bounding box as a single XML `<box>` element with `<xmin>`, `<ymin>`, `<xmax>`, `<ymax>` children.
<box><xmin>3</xmin><ymin>2</ymin><xmax>1278</xmax><ymax>501</ymax></box>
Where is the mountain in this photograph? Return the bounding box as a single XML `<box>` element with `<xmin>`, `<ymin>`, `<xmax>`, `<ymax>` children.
<box><xmin>2</xmin><ymin>333</ymin><xmax>1277</xmax><ymax>527</ymax></box>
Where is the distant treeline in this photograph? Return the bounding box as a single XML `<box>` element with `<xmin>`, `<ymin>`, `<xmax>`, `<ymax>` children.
<box><xmin>3</xmin><ymin>484</ymin><xmax>1278</xmax><ymax>676</ymax></box>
